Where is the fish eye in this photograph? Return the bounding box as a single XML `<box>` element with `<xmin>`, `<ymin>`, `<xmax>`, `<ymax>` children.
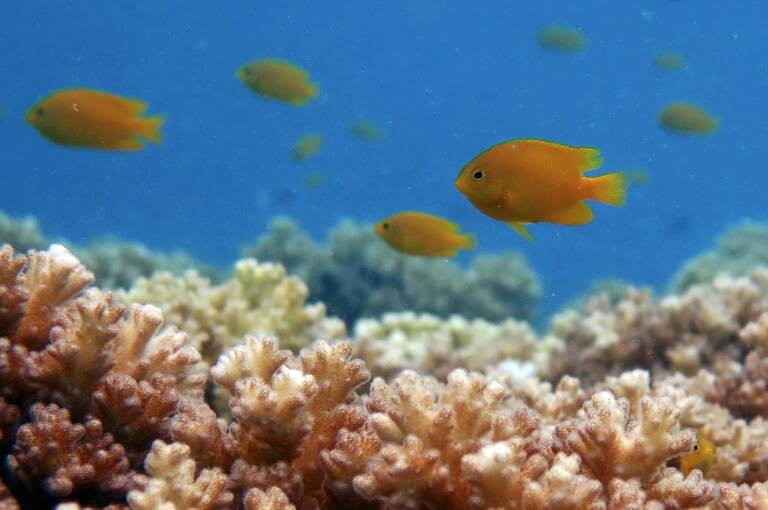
<box><xmin>36</xmin><ymin>108</ymin><xmax>44</xmax><ymax>116</ymax></box>
<box><xmin>472</xmin><ymin>169</ymin><xmax>485</xmax><ymax>181</ymax></box>
<box><xmin>243</xmin><ymin>68</ymin><xmax>251</xmax><ymax>75</ymax></box>
<box><xmin>382</xmin><ymin>222</ymin><xmax>389</xmax><ymax>229</ymax></box>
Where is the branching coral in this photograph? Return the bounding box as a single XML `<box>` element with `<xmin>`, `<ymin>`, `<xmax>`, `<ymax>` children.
<box><xmin>8</xmin><ymin>403</ymin><xmax>131</xmax><ymax>498</ymax></box>
<box><xmin>353</xmin><ymin>311</ymin><xmax>554</xmax><ymax>380</ymax></box>
<box><xmin>244</xmin><ymin>217</ymin><xmax>541</xmax><ymax>324</ymax></box>
<box><xmin>2</xmin><ymin>241</ymin><xmax>768</xmax><ymax>508</ymax></box>
<box><xmin>119</xmin><ymin>259</ymin><xmax>345</xmax><ymax>368</ymax></box>
<box><xmin>0</xmin><ymin>244</ymin><xmax>208</xmax><ymax>504</ymax></box>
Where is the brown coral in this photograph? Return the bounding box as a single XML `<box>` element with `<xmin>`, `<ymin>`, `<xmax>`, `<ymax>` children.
<box><xmin>7</xmin><ymin>403</ymin><xmax>131</xmax><ymax>498</ymax></box>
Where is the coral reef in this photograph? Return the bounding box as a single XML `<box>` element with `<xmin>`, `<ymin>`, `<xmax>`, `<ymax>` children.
<box><xmin>0</xmin><ymin>209</ymin><xmax>221</xmax><ymax>290</ymax></box>
<box><xmin>118</xmin><ymin>258</ymin><xmax>346</xmax><ymax>366</ymax></box>
<box><xmin>0</xmin><ymin>211</ymin><xmax>47</xmax><ymax>253</ymax></box>
<box><xmin>243</xmin><ymin>217</ymin><xmax>541</xmax><ymax>324</ymax></box>
<box><xmin>2</xmin><ymin>243</ymin><xmax>768</xmax><ymax>508</ymax></box>
<box><xmin>671</xmin><ymin>221</ymin><xmax>768</xmax><ymax>293</ymax></box>
<box><xmin>353</xmin><ymin>311</ymin><xmax>555</xmax><ymax>380</ymax></box>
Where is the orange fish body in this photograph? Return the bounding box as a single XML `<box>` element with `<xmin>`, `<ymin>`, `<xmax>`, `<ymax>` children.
<box><xmin>455</xmin><ymin>139</ymin><xmax>625</xmax><ymax>240</ymax></box>
<box><xmin>26</xmin><ymin>89</ymin><xmax>163</xmax><ymax>151</ymax></box>
<box><xmin>237</xmin><ymin>59</ymin><xmax>318</xmax><ymax>106</ymax></box>
<box><xmin>375</xmin><ymin>211</ymin><xmax>475</xmax><ymax>257</ymax></box>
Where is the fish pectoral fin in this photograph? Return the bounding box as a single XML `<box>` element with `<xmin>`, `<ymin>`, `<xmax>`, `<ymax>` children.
<box><xmin>506</xmin><ymin>221</ymin><xmax>533</xmax><ymax>241</ymax></box>
<box><xmin>543</xmin><ymin>201</ymin><xmax>594</xmax><ymax>225</ymax></box>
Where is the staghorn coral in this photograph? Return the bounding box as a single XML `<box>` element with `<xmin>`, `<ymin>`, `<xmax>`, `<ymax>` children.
<box><xmin>119</xmin><ymin>259</ymin><xmax>345</xmax><ymax>367</ymax></box>
<box><xmin>353</xmin><ymin>311</ymin><xmax>554</xmax><ymax>380</ymax></box>
<box><xmin>243</xmin><ymin>217</ymin><xmax>541</xmax><ymax>324</ymax></box>
<box><xmin>671</xmin><ymin>221</ymin><xmax>768</xmax><ymax>293</ymax></box>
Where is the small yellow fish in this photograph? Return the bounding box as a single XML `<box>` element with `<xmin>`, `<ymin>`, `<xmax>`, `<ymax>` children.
<box><xmin>455</xmin><ymin>139</ymin><xmax>626</xmax><ymax>240</ymax></box>
<box><xmin>349</xmin><ymin>119</ymin><xmax>384</xmax><ymax>141</ymax></box>
<box><xmin>292</xmin><ymin>134</ymin><xmax>322</xmax><ymax>162</ymax></box>
<box><xmin>375</xmin><ymin>211</ymin><xmax>475</xmax><ymax>257</ymax></box>
<box><xmin>681</xmin><ymin>434</ymin><xmax>716</xmax><ymax>476</ymax></box>
<box><xmin>537</xmin><ymin>25</ymin><xmax>587</xmax><ymax>53</ymax></box>
<box><xmin>658</xmin><ymin>102</ymin><xmax>718</xmax><ymax>135</ymax></box>
<box><xmin>653</xmin><ymin>51</ymin><xmax>686</xmax><ymax>71</ymax></box>
<box><xmin>237</xmin><ymin>59</ymin><xmax>318</xmax><ymax>106</ymax></box>
<box><xmin>27</xmin><ymin>88</ymin><xmax>163</xmax><ymax>151</ymax></box>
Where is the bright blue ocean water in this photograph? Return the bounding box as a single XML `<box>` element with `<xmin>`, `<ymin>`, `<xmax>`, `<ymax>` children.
<box><xmin>1</xmin><ymin>2</ymin><xmax>766</xmax><ymax>316</ymax></box>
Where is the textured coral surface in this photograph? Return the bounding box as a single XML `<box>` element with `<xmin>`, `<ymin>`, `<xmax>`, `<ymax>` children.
<box><xmin>1</xmin><ymin>243</ymin><xmax>768</xmax><ymax>509</ymax></box>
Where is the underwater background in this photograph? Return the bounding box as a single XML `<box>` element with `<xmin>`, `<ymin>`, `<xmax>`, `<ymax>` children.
<box><xmin>2</xmin><ymin>1</ymin><xmax>766</xmax><ymax>318</ymax></box>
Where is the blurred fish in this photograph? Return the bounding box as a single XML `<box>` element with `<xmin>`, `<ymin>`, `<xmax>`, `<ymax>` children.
<box><xmin>659</xmin><ymin>102</ymin><xmax>718</xmax><ymax>135</ymax></box>
<box><xmin>456</xmin><ymin>139</ymin><xmax>625</xmax><ymax>240</ymax></box>
<box><xmin>622</xmin><ymin>168</ymin><xmax>651</xmax><ymax>187</ymax></box>
<box><xmin>237</xmin><ymin>59</ymin><xmax>318</xmax><ymax>106</ymax></box>
<box><xmin>349</xmin><ymin>119</ymin><xmax>384</xmax><ymax>141</ymax></box>
<box><xmin>26</xmin><ymin>88</ymin><xmax>163</xmax><ymax>151</ymax></box>
<box><xmin>303</xmin><ymin>172</ymin><xmax>325</xmax><ymax>190</ymax></box>
<box><xmin>653</xmin><ymin>51</ymin><xmax>686</xmax><ymax>71</ymax></box>
<box><xmin>292</xmin><ymin>133</ymin><xmax>322</xmax><ymax>162</ymax></box>
<box><xmin>375</xmin><ymin>211</ymin><xmax>475</xmax><ymax>257</ymax></box>
<box><xmin>537</xmin><ymin>26</ymin><xmax>586</xmax><ymax>53</ymax></box>
<box><xmin>681</xmin><ymin>434</ymin><xmax>716</xmax><ymax>476</ymax></box>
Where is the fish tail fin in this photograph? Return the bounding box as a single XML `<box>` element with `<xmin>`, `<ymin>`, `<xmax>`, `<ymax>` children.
<box><xmin>590</xmin><ymin>171</ymin><xmax>626</xmax><ymax>206</ymax></box>
<box><xmin>458</xmin><ymin>233</ymin><xmax>476</xmax><ymax>251</ymax></box>
<box><xmin>141</xmin><ymin>115</ymin><xmax>164</xmax><ymax>144</ymax></box>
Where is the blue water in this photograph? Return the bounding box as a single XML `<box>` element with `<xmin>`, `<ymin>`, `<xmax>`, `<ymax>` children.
<box><xmin>1</xmin><ymin>1</ymin><xmax>766</xmax><ymax>315</ymax></box>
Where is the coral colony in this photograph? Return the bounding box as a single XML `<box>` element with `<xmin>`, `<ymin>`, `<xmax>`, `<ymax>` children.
<box><xmin>0</xmin><ymin>212</ymin><xmax>767</xmax><ymax>509</ymax></box>
<box><xmin>0</xmin><ymin>236</ymin><xmax>767</xmax><ymax>509</ymax></box>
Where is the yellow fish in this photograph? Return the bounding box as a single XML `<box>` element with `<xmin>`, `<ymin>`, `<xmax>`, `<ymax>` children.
<box><xmin>375</xmin><ymin>211</ymin><xmax>475</xmax><ymax>257</ymax></box>
<box><xmin>455</xmin><ymin>139</ymin><xmax>626</xmax><ymax>240</ymax></box>
<box><xmin>658</xmin><ymin>102</ymin><xmax>718</xmax><ymax>135</ymax></box>
<box><xmin>537</xmin><ymin>26</ymin><xmax>587</xmax><ymax>53</ymax></box>
<box><xmin>349</xmin><ymin>119</ymin><xmax>384</xmax><ymax>141</ymax></box>
<box><xmin>681</xmin><ymin>434</ymin><xmax>716</xmax><ymax>476</ymax></box>
<box><xmin>653</xmin><ymin>51</ymin><xmax>686</xmax><ymax>71</ymax></box>
<box><xmin>27</xmin><ymin>88</ymin><xmax>163</xmax><ymax>151</ymax></box>
<box><xmin>292</xmin><ymin>134</ymin><xmax>322</xmax><ymax>162</ymax></box>
<box><xmin>237</xmin><ymin>59</ymin><xmax>318</xmax><ymax>106</ymax></box>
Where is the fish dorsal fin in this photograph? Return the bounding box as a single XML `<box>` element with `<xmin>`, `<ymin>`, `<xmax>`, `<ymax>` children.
<box><xmin>506</xmin><ymin>221</ymin><xmax>533</xmax><ymax>241</ymax></box>
<box><xmin>579</xmin><ymin>147</ymin><xmax>603</xmax><ymax>173</ymax></box>
<box><xmin>96</xmin><ymin>92</ymin><xmax>147</xmax><ymax>114</ymax></box>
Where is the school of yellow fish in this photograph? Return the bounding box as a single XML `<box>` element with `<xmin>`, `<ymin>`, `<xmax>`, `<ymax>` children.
<box><xmin>21</xmin><ymin>30</ymin><xmax>718</xmax><ymax>258</ymax></box>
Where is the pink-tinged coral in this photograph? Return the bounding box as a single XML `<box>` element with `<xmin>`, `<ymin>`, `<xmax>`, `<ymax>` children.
<box><xmin>211</xmin><ymin>337</ymin><xmax>369</xmax><ymax>505</ymax></box>
<box><xmin>7</xmin><ymin>403</ymin><xmax>131</xmax><ymax>498</ymax></box>
<box><xmin>243</xmin><ymin>487</ymin><xmax>296</xmax><ymax>510</ymax></box>
<box><xmin>0</xmin><ymin>478</ymin><xmax>20</xmax><ymax>510</ymax></box>
<box><xmin>718</xmin><ymin>482</ymin><xmax>768</xmax><ymax>510</ymax></box>
<box><xmin>128</xmin><ymin>440</ymin><xmax>232</xmax><ymax>509</ymax></box>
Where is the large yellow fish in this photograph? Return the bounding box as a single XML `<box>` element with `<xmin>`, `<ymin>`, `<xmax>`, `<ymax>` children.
<box><xmin>26</xmin><ymin>88</ymin><xmax>163</xmax><ymax>151</ymax></box>
<box><xmin>237</xmin><ymin>59</ymin><xmax>318</xmax><ymax>106</ymax></box>
<box><xmin>455</xmin><ymin>139</ymin><xmax>626</xmax><ymax>240</ymax></box>
<box><xmin>681</xmin><ymin>434</ymin><xmax>716</xmax><ymax>477</ymax></box>
<box><xmin>375</xmin><ymin>211</ymin><xmax>475</xmax><ymax>257</ymax></box>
